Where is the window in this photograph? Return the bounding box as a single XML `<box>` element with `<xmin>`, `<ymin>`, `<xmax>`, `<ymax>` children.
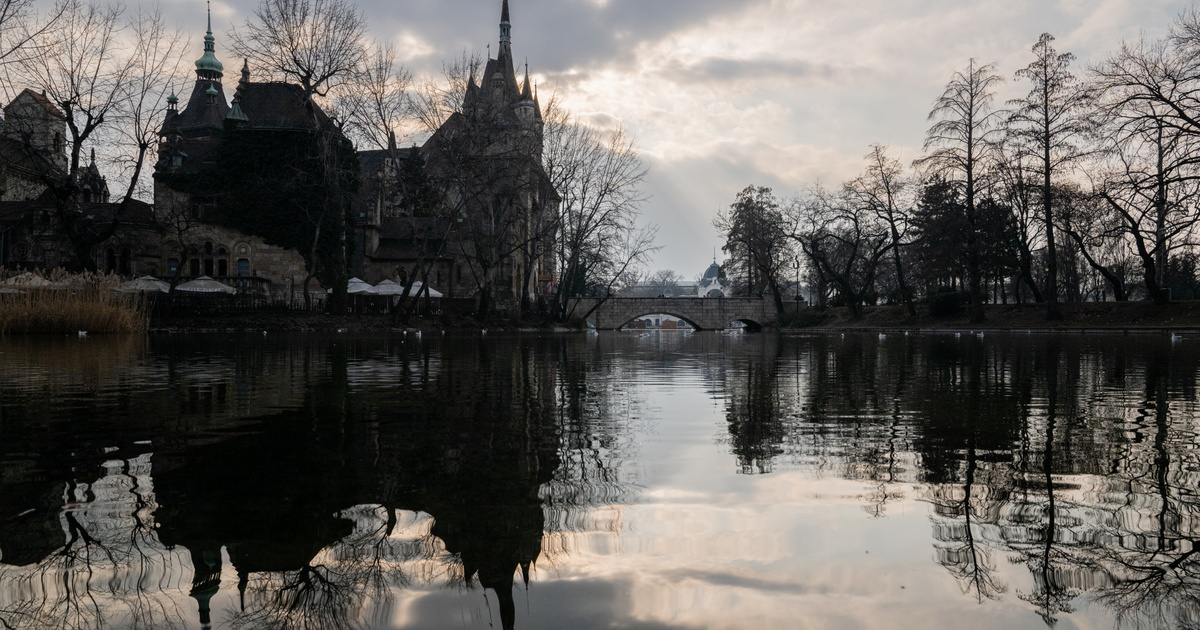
<box><xmin>189</xmin><ymin>259</ymin><xmax>200</xmax><ymax>277</ymax></box>
<box><xmin>167</xmin><ymin>258</ymin><xmax>179</xmax><ymax>277</ymax></box>
<box><xmin>104</xmin><ymin>248</ymin><xmax>116</xmax><ymax>273</ymax></box>
<box><xmin>204</xmin><ymin>259</ymin><xmax>214</xmax><ymax>276</ymax></box>
<box><xmin>237</xmin><ymin>259</ymin><xmax>249</xmax><ymax>277</ymax></box>
<box><xmin>217</xmin><ymin>259</ymin><xmax>228</xmax><ymax>277</ymax></box>
<box><xmin>204</xmin><ymin>242</ymin><xmax>213</xmax><ymax>255</ymax></box>
<box><xmin>119</xmin><ymin>249</ymin><xmax>131</xmax><ymax>275</ymax></box>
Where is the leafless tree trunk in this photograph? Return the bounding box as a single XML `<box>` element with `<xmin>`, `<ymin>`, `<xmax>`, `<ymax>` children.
<box><xmin>914</xmin><ymin>59</ymin><xmax>1004</xmax><ymax>323</ymax></box>
<box><xmin>1009</xmin><ymin>33</ymin><xmax>1091</xmax><ymax>320</ymax></box>
<box><xmin>846</xmin><ymin>145</ymin><xmax>915</xmax><ymax>316</ymax></box>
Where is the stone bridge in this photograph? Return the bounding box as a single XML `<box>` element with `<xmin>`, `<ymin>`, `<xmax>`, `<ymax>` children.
<box><xmin>567</xmin><ymin>297</ymin><xmax>779</xmax><ymax>330</ymax></box>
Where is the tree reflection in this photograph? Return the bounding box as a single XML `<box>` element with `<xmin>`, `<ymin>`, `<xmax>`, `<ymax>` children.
<box><xmin>1074</xmin><ymin>350</ymin><xmax>1200</xmax><ymax>629</ymax></box>
<box><xmin>713</xmin><ymin>333</ymin><xmax>1200</xmax><ymax>625</ymax></box>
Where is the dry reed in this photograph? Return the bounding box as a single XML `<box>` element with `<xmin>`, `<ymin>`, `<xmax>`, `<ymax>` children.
<box><xmin>0</xmin><ymin>268</ymin><xmax>149</xmax><ymax>334</ymax></box>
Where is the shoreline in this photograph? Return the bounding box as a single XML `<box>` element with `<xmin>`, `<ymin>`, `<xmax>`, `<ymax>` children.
<box><xmin>782</xmin><ymin>301</ymin><xmax>1200</xmax><ymax>333</ymax></box>
<box><xmin>139</xmin><ymin>301</ymin><xmax>1200</xmax><ymax>334</ymax></box>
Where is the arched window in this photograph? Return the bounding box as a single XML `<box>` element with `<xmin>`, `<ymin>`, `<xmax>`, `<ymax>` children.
<box><xmin>237</xmin><ymin>259</ymin><xmax>249</xmax><ymax>277</ymax></box>
<box><xmin>204</xmin><ymin>242</ymin><xmax>213</xmax><ymax>255</ymax></box>
<box><xmin>398</xmin><ymin>269</ymin><xmax>408</xmax><ymax>286</ymax></box>
<box><xmin>104</xmin><ymin>248</ymin><xmax>116</xmax><ymax>273</ymax></box>
<box><xmin>119</xmin><ymin>249</ymin><xmax>131</xmax><ymax>275</ymax></box>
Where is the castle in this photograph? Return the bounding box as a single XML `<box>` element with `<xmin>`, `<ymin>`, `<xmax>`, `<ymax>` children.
<box><xmin>0</xmin><ymin>0</ymin><xmax>557</xmax><ymax>310</ymax></box>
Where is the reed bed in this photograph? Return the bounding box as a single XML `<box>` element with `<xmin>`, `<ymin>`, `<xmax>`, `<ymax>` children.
<box><xmin>0</xmin><ymin>269</ymin><xmax>149</xmax><ymax>334</ymax></box>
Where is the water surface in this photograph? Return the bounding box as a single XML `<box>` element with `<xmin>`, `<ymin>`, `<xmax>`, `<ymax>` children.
<box><xmin>0</xmin><ymin>331</ymin><xmax>1196</xmax><ymax>629</ymax></box>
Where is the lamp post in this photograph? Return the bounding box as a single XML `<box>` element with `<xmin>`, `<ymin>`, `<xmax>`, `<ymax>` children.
<box><xmin>791</xmin><ymin>258</ymin><xmax>801</xmax><ymax>313</ymax></box>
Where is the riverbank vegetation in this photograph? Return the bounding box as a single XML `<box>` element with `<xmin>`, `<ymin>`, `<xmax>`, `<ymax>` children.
<box><xmin>0</xmin><ymin>270</ymin><xmax>149</xmax><ymax>334</ymax></box>
<box><xmin>719</xmin><ymin>15</ymin><xmax>1200</xmax><ymax>323</ymax></box>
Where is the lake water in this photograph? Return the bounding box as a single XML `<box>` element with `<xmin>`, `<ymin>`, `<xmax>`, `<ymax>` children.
<box><xmin>0</xmin><ymin>331</ymin><xmax>1196</xmax><ymax>630</ymax></box>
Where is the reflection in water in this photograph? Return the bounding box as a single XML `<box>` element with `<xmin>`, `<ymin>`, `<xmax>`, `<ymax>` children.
<box><xmin>716</xmin><ymin>334</ymin><xmax>1200</xmax><ymax>629</ymax></box>
<box><xmin>0</xmin><ymin>333</ymin><xmax>1198</xmax><ymax>628</ymax></box>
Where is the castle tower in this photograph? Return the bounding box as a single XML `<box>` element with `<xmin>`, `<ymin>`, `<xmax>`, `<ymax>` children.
<box><xmin>163</xmin><ymin>4</ymin><xmax>229</xmax><ymax>141</ymax></box>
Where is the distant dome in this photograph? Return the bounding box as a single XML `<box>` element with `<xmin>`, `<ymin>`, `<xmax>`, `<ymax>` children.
<box><xmin>702</xmin><ymin>262</ymin><xmax>721</xmax><ymax>281</ymax></box>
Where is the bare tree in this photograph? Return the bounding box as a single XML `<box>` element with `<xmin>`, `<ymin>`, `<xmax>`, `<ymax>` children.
<box><xmin>845</xmin><ymin>145</ymin><xmax>916</xmax><ymax>316</ymax></box>
<box><xmin>0</xmin><ymin>0</ymin><xmax>66</xmax><ymax>70</ymax></box>
<box><xmin>993</xmin><ymin>133</ymin><xmax>1046</xmax><ymax>303</ymax></box>
<box><xmin>644</xmin><ymin>269</ymin><xmax>682</xmax><ymax>297</ymax></box>
<box><xmin>544</xmin><ymin>101</ymin><xmax>653</xmax><ymax>321</ymax></box>
<box><xmin>334</xmin><ymin>42</ymin><xmax>413</xmax><ymax>152</ymax></box>
<box><xmin>792</xmin><ymin>185</ymin><xmax>893</xmax><ymax>320</ymax></box>
<box><xmin>1092</xmin><ymin>30</ymin><xmax>1200</xmax><ymax>304</ymax></box>
<box><xmin>7</xmin><ymin>0</ymin><xmax>186</xmax><ymax>270</ymax></box>
<box><xmin>409</xmin><ymin>51</ymin><xmax>484</xmax><ymax>134</ymax></box>
<box><xmin>1009</xmin><ymin>33</ymin><xmax>1092</xmax><ymax>320</ymax></box>
<box><xmin>1057</xmin><ymin>185</ymin><xmax>1131</xmax><ymax>301</ymax></box>
<box><xmin>915</xmin><ymin>59</ymin><xmax>1004</xmax><ymax>323</ymax></box>
<box><xmin>230</xmin><ymin>0</ymin><xmax>366</xmax><ymax>99</ymax></box>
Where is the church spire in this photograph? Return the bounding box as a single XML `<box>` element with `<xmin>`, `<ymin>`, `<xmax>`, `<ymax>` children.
<box><xmin>499</xmin><ymin>0</ymin><xmax>511</xmax><ymax>51</ymax></box>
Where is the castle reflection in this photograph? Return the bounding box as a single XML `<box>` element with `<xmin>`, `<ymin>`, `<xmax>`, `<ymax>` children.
<box><xmin>0</xmin><ymin>332</ymin><xmax>1197</xmax><ymax>629</ymax></box>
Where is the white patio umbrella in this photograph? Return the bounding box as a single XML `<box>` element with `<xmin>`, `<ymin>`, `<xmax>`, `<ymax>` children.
<box><xmin>371</xmin><ymin>279</ymin><xmax>407</xmax><ymax>296</ymax></box>
<box><xmin>116</xmin><ymin>276</ymin><xmax>170</xmax><ymax>293</ymax></box>
<box><xmin>2</xmin><ymin>272</ymin><xmax>51</xmax><ymax>288</ymax></box>
<box><xmin>328</xmin><ymin>277</ymin><xmax>376</xmax><ymax>294</ymax></box>
<box><xmin>176</xmin><ymin>275</ymin><xmax>236</xmax><ymax>294</ymax></box>
<box><xmin>405</xmin><ymin>281</ymin><xmax>443</xmax><ymax>298</ymax></box>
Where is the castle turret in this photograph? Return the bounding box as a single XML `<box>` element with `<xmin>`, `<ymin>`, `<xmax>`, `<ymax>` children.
<box><xmin>169</xmin><ymin>4</ymin><xmax>229</xmax><ymax>139</ymax></box>
<box><xmin>194</xmin><ymin>4</ymin><xmax>224</xmax><ymax>82</ymax></box>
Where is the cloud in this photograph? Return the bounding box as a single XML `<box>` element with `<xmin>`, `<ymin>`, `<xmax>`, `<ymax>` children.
<box><xmin>661</xmin><ymin>56</ymin><xmax>874</xmax><ymax>86</ymax></box>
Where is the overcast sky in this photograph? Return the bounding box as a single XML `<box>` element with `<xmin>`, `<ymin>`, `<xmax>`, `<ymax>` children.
<box><xmin>193</xmin><ymin>0</ymin><xmax>1187</xmax><ymax>277</ymax></box>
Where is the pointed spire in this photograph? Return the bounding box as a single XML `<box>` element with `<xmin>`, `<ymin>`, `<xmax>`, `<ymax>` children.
<box><xmin>226</xmin><ymin>96</ymin><xmax>248</xmax><ymax>123</ymax></box>
<box><xmin>520</xmin><ymin>69</ymin><xmax>532</xmax><ymax>101</ymax></box>
<box><xmin>499</xmin><ymin>0</ymin><xmax>512</xmax><ymax>48</ymax></box>
<box><xmin>195</xmin><ymin>2</ymin><xmax>224</xmax><ymax>79</ymax></box>
<box><xmin>89</xmin><ymin>147</ymin><xmax>95</xmax><ymax>165</ymax></box>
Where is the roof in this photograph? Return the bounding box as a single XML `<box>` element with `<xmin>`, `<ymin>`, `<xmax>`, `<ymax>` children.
<box><xmin>237</xmin><ymin>83</ymin><xmax>333</xmax><ymax>130</ymax></box>
<box><xmin>4</xmin><ymin>89</ymin><xmax>65</xmax><ymax>120</ymax></box>
<box><xmin>0</xmin><ymin>198</ymin><xmax>154</xmax><ymax>226</ymax></box>
<box><xmin>170</xmin><ymin>80</ymin><xmax>229</xmax><ymax>137</ymax></box>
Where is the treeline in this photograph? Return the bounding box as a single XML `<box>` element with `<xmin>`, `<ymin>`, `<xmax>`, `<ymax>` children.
<box><xmin>719</xmin><ymin>16</ymin><xmax>1200</xmax><ymax>322</ymax></box>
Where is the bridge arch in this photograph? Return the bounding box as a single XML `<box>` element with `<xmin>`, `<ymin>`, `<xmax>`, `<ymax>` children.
<box><xmin>571</xmin><ymin>297</ymin><xmax>779</xmax><ymax>331</ymax></box>
<box><xmin>613</xmin><ymin>311</ymin><xmax>703</xmax><ymax>331</ymax></box>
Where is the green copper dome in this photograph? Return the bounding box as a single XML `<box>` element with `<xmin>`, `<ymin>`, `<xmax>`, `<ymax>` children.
<box><xmin>194</xmin><ymin>5</ymin><xmax>223</xmax><ymax>74</ymax></box>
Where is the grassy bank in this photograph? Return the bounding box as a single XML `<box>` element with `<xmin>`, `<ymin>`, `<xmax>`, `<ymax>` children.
<box><xmin>787</xmin><ymin>301</ymin><xmax>1200</xmax><ymax>331</ymax></box>
<box><xmin>0</xmin><ymin>271</ymin><xmax>149</xmax><ymax>334</ymax></box>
